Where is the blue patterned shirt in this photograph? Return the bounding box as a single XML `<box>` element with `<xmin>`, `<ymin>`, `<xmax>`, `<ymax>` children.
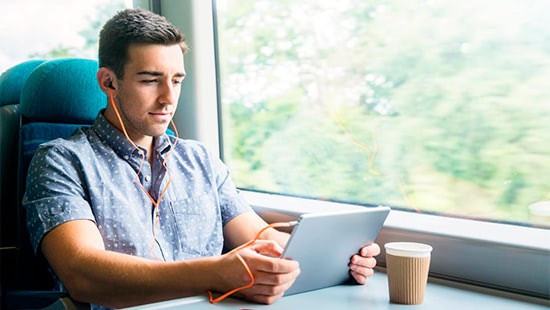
<box><xmin>23</xmin><ymin>112</ymin><xmax>252</xmax><ymax>295</ymax></box>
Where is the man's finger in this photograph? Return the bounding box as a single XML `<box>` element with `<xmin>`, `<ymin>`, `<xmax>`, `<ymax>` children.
<box><xmin>252</xmin><ymin>268</ymin><xmax>300</xmax><ymax>285</ymax></box>
<box><xmin>247</xmin><ymin>253</ymin><xmax>300</xmax><ymax>273</ymax></box>
<box><xmin>248</xmin><ymin>240</ymin><xmax>284</xmax><ymax>257</ymax></box>
<box><xmin>245</xmin><ymin>283</ymin><xmax>286</xmax><ymax>296</ymax></box>
<box><xmin>248</xmin><ymin>269</ymin><xmax>299</xmax><ymax>295</ymax></box>
<box><xmin>349</xmin><ymin>265</ymin><xmax>374</xmax><ymax>278</ymax></box>
<box><xmin>350</xmin><ymin>256</ymin><xmax>377</xmax><ymax>268</ymax></box>
<box><xmin>350</xmin><ymin>270</ymin><xmax>368</xmax><ymax>285</ymax></box>
<box><xmin>248</xmin><ymin>292</ymin><xmax>285</xmax><ymax>305</ymax></box>
<box><xmin>360</xmin><ymin>243</ymin><xmax>381</xmax><ymax>257</ymax></box>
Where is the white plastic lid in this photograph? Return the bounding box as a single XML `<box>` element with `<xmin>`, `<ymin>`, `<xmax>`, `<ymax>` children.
<box><xmin>385</xmin><ymin>242</ymin><xmax>433</xmax><ymax>258</ymax></box>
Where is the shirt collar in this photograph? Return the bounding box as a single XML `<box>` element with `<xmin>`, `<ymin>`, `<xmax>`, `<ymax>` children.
<box><xmin>155</xmin><ymin>132</ymin><xmax>174</xmax><ymax>156</ymax></box>
<box><xmin>92</xmin><ymin>110</ymin><xmax>173</xmax><ymax>159</ymax></box>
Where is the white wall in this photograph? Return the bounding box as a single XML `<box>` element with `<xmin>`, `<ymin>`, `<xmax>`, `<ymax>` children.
<box><xmin>160</xmin><ymin>0</ymin><xmax>221</xmax><ymax>158</ymax></box>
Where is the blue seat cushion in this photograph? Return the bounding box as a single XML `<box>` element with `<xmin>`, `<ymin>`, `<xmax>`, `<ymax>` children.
<box><xmin>0</xmin><ymin>60</ymin><xmax>45</xmax><ymax>107</ymax></box>
<box><xmin>20</xmin><ymin>58</ymin><xmax>106</xmax><ymax>123</ymax></box>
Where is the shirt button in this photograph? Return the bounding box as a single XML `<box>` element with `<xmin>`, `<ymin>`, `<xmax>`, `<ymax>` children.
<box><xmin>145</xmin><ymin>176</ymin><xmax>151</xmax><ymax>182</ymax></box>
<box><xmin>124</xmin><ymin>155</ymin><xmax>129</xmax><ymax>160</ymax></box>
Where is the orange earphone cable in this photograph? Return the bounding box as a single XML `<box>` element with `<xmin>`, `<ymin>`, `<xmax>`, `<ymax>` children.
<box><xmin>108</xmin><ymin>89</ymin><xmax>178</xmax><ymax>260</ymax></box>
<box><xmin>208</xmin><ymin>221</ymin><xmax>296</xmax><ymax>304</ymax></box>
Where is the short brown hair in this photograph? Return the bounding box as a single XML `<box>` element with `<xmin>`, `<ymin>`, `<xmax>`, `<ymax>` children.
<box><xmin>99</xmin><ymin>8</ymin><xmax>187</xmax><ymax>79</ymax></box>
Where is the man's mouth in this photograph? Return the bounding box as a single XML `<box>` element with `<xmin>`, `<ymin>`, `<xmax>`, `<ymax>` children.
<box><xmin>149</xmin><ymin>112</ymin><xmax>171</xmax><ymax>121</ymax></box>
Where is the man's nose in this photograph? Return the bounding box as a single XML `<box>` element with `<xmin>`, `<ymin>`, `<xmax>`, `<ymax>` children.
<box><xmin>159</xmin><ymin>81</ymin><xmax>177</xmax><ymax>105</ymax></box>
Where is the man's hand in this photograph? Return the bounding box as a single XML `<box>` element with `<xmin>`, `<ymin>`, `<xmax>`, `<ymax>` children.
<box><xmin>349</xmin><ymin>243</ymin><xmax>380</xmax><ymax>284</ymax></box>
<box><xmin>217</xmin><ymin>240</ymin><xmax>300</xmax><ymax>304</ymax></box>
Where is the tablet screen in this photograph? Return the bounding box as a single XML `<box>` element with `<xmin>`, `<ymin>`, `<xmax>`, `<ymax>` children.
<box><xmin>281</xmin><ymin>206</ymin><xmax>390</xmax><ymax>295</ymax></box>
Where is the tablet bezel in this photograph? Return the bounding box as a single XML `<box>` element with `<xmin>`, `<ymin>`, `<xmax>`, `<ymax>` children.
<box><xmin>281</xmin><ymin>206</ymin><xmax>390</xmax><ymax>295</ymax></box>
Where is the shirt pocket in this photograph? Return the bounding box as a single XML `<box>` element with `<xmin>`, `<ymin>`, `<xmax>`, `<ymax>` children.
<box><xmin>169</xmin><ymin>194</ymin><xmax>222</xmax><ymax>255</ymax></box>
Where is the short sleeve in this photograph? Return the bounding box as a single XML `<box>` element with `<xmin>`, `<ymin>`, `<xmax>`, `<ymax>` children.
<box><xmin>211</xmin><ymin>155</ymin><xmax>253</xmax><ymax>226</ymax></box>
<box><xmin>23</xmin><ymin>144</ymin><xmax>95</xmax><ymax>253</ymax></box>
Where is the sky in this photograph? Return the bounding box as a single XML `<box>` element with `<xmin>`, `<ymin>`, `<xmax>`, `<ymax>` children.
<box><xmin>0</xmin><ymin>0</ymin><xmax>132</xmax><ymax>73</ymax></box>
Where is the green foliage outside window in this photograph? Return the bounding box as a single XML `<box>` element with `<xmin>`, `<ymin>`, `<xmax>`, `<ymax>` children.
<box><xmin>216</xmin><ymin>0</ymin><xmax>550</xmax><ymax>226</ymax></box>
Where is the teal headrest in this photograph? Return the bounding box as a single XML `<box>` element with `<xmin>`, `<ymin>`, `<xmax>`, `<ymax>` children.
<box><xmin>20</xmin><ymin>58</ymin><xmax>107</xmax><ymax>124</ymax></box>
<box><xmin>0</xmin><ymin>60</ymin><xmax>45</xmax><ymax>106</ymax></box>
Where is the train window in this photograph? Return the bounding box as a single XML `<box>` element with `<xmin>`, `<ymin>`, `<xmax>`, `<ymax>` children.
<box><xmin>214</xmin><ymin>0</ymin><xmax>550</xmax><ymax>229</ymax></box>
<box><xmin>0</xmin><ymin>0</ymin><xmax>133</xmax><ymax>72</ymax></box>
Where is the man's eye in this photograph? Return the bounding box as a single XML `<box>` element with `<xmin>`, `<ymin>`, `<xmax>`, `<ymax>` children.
<box><xmin>142</xmin><ymin>79</ymin><xmax>157</xmax><ymax>84</ymax></box>
<box><xmin>173</xmin><ymin>80</ymin><xmax>182</xmax><ymax>85</ymax></box>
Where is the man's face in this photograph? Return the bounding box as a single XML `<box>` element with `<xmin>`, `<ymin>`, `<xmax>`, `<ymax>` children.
<box><xmin>112</xmin><ymin>43</ymin><xmax>185</xmax><ymax>142</ymax></box>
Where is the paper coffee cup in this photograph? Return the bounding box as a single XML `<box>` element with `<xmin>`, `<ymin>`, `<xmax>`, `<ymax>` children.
<box><xmin>385</xmin><ymin>242</ymin><xmax>433</xmax><ymax>305</ymax></box>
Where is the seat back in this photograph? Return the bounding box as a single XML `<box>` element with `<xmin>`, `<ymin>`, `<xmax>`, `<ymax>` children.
<box><xmin>0</xmin><ymin>60</ymin><xmax>45</xmax><ymax>293</ymax></box>
<box><xmin>15</xmin><ymin>58</ymin><xmax>107</xmax><ymax>291</ymax></box>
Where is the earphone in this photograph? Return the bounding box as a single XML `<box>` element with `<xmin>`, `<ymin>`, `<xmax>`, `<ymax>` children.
<box><xmin>107</xmin><ymin>81</ymin><xmax>293</xmax><ymax>303</ymax></box>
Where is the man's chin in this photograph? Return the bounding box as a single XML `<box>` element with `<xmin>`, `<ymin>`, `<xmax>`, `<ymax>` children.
<box><xmin>146</xmin><ymin>126</ymin><xmax>171</xmax><ymax>137</ymax></box>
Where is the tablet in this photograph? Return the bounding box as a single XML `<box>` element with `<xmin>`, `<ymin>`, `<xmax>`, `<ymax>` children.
<box><xmin>281</xmin><ymin>206</ymin><xmax>390</xmax><ymax>296</ymax></box>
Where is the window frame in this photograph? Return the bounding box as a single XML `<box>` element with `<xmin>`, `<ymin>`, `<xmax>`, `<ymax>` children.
<box><xmin>160</xmin><ymin>0</ymin><xmax>550</xmax><ymax>300</ymax></box>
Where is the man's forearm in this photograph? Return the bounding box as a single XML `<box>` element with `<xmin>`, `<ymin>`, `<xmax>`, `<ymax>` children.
<box><xmin>52</xmin><ymin>247</ymin><xmax>221</xmax><ymax>308</ymax></box>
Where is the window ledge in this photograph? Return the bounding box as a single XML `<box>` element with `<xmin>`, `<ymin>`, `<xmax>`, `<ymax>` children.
<box><xmin>241</xmin><ymin>190</ymin><xmax>550</xmax><ymax>299</ymax></box>
<box><xmin>242</xmin><ymin>190</ymin><xmax>550</xmax><ymax>252</ymax></box>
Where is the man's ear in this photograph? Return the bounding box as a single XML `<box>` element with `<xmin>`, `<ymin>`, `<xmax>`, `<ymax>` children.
<box><xmin>97</xmin><ymin>67</ymin><xmax>118</xmax><ymax>95</ymax></box>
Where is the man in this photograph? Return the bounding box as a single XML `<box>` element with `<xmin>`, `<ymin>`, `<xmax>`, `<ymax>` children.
<box><xmin>23</xmin><ymin>8</ymin><xmax>380</xmax><ymax>310</ymax></box>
